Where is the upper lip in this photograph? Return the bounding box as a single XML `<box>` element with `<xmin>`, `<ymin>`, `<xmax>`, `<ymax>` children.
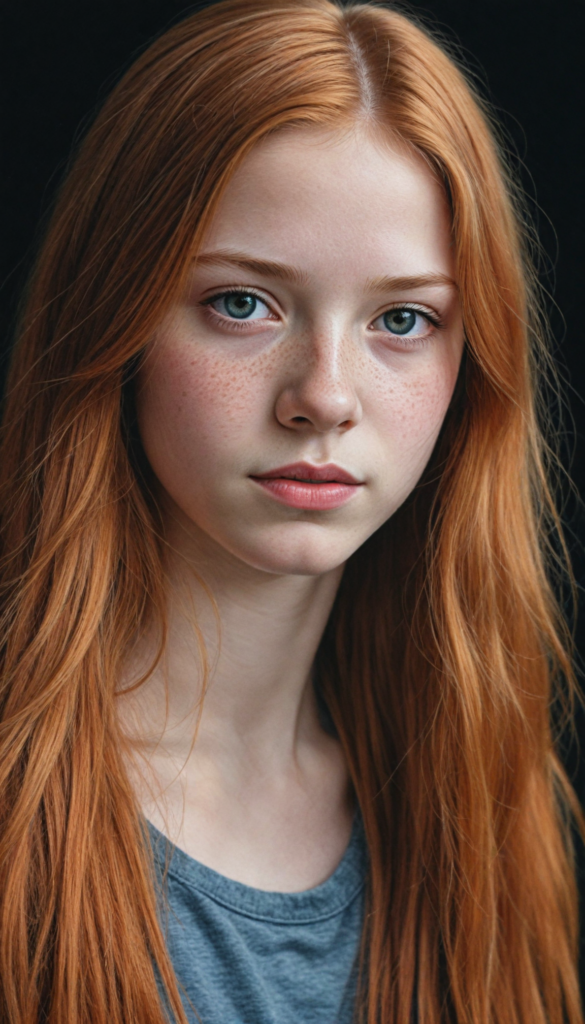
<box><xmin>251</xmin><ymin>462</ymin><xmax>362</xmax><ymax>485</ymax></box>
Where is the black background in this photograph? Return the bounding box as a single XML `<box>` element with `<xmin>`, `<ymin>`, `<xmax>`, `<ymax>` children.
<box><xmin>2</xmin><ymin>0</ymin><xmax>585</xmax><ymax>988</ymax></box>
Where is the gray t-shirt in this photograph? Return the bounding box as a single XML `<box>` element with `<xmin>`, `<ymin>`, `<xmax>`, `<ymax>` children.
<box><xmin>148</xmin><ymin>816</ymin><xmax>367</xmax><ymax>1024</ymax></box>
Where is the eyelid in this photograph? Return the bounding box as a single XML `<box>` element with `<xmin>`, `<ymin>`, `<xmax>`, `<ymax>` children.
<box><xmin>201</xmin><ymin>285</ymin><xmax>280</xmax><ymax>318</ymax></box>
<box><xmin>373</xmin><ymin>301</ymin><xmax>445</xmax><ymax>329</ymax></box>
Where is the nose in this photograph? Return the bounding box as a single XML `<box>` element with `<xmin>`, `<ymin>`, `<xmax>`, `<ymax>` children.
<box><xmin>274</xmin><ymin>327</ymin><xmax>363</xmax><ymax>434</ymax></box>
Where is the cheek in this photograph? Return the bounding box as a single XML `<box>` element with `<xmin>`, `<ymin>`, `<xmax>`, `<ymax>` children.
<box><xmin>373</xmin><ymin>352</ymin><xmax>460</xmax><ymax>465</ymax></box>
<box><xmin>136</xmin><ymin>335</ymin><xmax>277</xmax><ymax>471</ymax></box>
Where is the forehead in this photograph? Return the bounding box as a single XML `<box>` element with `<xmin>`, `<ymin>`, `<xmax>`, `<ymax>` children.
<box><xmin>201</xmin><ymin>126</ymin><xmax>454</xmax><ymax>285</ymax></box>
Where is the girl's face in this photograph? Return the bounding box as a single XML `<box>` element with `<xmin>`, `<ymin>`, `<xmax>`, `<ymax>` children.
<box><xmin>137</xmin><ymin>127</ymin><xmax>464</xmax><ymax>576</ymax></box>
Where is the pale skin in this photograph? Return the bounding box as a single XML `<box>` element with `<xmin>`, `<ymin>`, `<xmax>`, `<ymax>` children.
<box><xmin>119</xmin><ymin>125</ymin><xmax>464</xmax><ymax>892</ymax></box>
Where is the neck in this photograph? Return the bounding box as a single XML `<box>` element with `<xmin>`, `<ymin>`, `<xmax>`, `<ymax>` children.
<box><xmin>119</xmin><ymin>506</ymin><xmax>344</xmax><ymax>770</ymax></box>
<box><xmin>118</xmin><ymin>503</ymin><xmax>355</xmax><ymax>890</ymax></box>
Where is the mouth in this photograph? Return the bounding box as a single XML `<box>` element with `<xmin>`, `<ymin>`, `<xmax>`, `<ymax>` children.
<box><xmin>249</xmin><ymin>461</ymin><xmax>363</xmax><ymax>511</ymax></box>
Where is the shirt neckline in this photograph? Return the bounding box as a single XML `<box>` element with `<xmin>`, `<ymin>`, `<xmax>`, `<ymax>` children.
<box><xmin>146</xmin><ymin>814</ymin><xmax>367</xmax><ymax>925</ymax></box>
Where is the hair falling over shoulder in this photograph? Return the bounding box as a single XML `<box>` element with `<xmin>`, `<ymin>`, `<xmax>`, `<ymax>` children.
<box><xmin>0</xmin><ymin>1</ymin><xmax>582</xmax><ymax>1021</ymax></box>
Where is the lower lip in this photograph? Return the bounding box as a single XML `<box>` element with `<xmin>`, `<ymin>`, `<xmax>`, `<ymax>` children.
<box><xmin>251</xmin><ymin>477</ymin><xmax>361</xmax><ymax>510</ymax></box>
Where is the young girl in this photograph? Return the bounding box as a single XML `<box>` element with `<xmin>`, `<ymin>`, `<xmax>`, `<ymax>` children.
<box><xmin>0</xmin><ymin>1</ymin><xmax>582</xmax><ymax>1022</ymax></box>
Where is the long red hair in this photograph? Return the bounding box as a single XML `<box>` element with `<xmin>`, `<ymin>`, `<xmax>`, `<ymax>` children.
<box><xmin>0</xmin><ymin>1</ymin><xmax>582</xmax><ymax>1022</ymax></box>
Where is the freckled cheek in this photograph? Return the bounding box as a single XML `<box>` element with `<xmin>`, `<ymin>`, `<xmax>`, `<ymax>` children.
<box><xmin>373</xmin><ymin>361</ymin><xmax>458</xmax><ymax>456</ymax></box>
<box><xmin>138</xmin><ymin>345</ymin><xmax>275</xmax><ymax>459</ymax></box>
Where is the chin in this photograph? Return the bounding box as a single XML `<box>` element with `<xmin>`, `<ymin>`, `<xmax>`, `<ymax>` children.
<box><xmin>255</xmin><ymin>554</ymin><xmax>345</xmax><ymax>577</ymax></box>
<box><xmin>228</xmin><ymin>523</ymin><xmax>363</xmax><ymax>577</ymax></box>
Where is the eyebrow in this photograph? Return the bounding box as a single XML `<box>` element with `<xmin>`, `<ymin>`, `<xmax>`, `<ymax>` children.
<box><xmin>194</xmin><ymin>249</ymin><xmax>457</xmax><ymax>293</ymax></box>
<box><xmin>194</xmin><ymin>249</ymin><xmax>310</xmax><ymax>286</ymax></box>
<box><xmin>364</xmin><ymin>272</ymin><xmax>458</xmax><ymax>293</ymax></box>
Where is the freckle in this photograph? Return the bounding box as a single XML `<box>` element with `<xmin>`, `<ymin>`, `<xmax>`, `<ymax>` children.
<box><xmin>181</xmin><ymin>391</ymin><xmax>187</xmax><ymax>398</ymax></box>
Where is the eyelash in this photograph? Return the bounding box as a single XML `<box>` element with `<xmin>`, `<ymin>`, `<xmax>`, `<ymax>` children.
<box><xmin>201</xmin><ymin>287</ymin><xmax>273</xmax><ymax>333</ymax></box>
<box><xmin>374</xmin><ymin>303</ymin><xmax>445</xmax><ymax>350</ymax></box>
<box><xmin>201</xmin><ymin>287</ymin><xmax>445</xmax><ymax>339</ymax></box>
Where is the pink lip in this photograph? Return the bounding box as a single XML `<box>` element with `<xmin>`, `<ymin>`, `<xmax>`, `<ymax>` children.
<box><xmin>250</xmin><ymin>462</ymin><xmax>363</xmax><ymax>511</ymax></box>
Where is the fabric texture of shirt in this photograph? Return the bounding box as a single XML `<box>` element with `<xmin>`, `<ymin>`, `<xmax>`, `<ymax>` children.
<box><xmin>148</xmin><ymin>815</ymin><xmax>367</xmax><ymax>1024</ymax></box>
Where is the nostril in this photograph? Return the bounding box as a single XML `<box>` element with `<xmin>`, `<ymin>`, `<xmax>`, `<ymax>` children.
<box><xmin>275</xmin><ymin>382</ymin><xmax>362</xmax><ymax>433</ymax></box>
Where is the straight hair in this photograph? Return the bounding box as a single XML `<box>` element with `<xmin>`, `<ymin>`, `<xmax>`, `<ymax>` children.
<box><xmin>0</xmin><ymin>1</ymin><xmax>582</xmax><ymax>1021</ymax></box>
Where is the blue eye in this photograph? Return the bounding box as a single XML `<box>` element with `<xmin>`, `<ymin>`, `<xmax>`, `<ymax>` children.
<box><xmin>383</xmin><ymin>308</ymin><xmax>417</xmax><ymax>335</ymax></box>
<box><xmin>371</xmin><ymin>305</ymin><xmax>441</xmax><ymax>339</ymax></box>
<box><xmin>380</xmin><ymin>307</ymin><xmax>432</xmax><ymax>338</ymax></box>
<box><xmin>210</xmin><ymin>291</ymin><xmax>271</xmax><ymax>320</ymax></box>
